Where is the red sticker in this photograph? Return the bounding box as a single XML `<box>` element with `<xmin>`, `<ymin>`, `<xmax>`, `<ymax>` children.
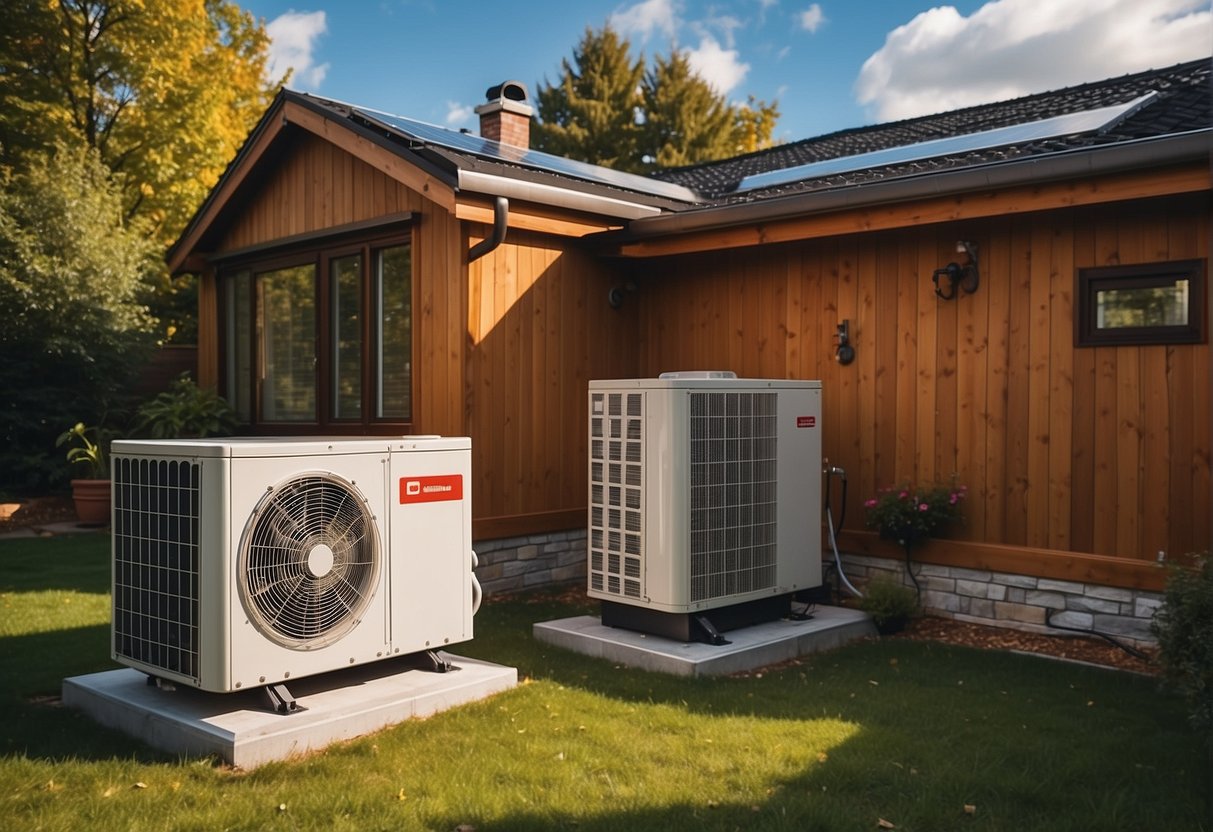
<box><xmin>400</xmin><ymin>474</ymin><xmax>464</xmax><ymax>504</ymax></box>
<box><xmin>796</xmin><ymin>416</ymin><xmax>817</xmax><ymax>428</ymax></box>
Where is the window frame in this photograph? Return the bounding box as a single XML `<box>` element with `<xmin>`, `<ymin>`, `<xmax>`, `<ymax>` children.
<box><xmin>1075</xmin><ymin>259</ymin><xmax>1207</xmax><ymax>347</ymax></box>
<box><xmin>216</xmin><ymin>218</ymin><xmax>415</xmax><ymax>434</ymax></box>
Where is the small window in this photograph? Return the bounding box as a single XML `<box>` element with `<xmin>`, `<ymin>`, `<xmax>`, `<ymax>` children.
<box><xmin>1076</xmin><ymin>260</ymin><xmax>1206</xmax><ymax>346</ymax></box>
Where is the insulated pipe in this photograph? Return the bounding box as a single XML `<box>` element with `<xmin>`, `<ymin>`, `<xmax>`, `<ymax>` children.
<box><xmin>468</xmin><ymin>196</ymin><xmax>509</xmax><ymax>263</ymax></box>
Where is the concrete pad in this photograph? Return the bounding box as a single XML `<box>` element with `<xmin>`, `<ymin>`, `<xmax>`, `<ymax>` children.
<box><xmin>62</xmin><ymin>654</ymin><xmax>516</xmax><ymax>768</ymax></box>
<box><xmin>533</xmin><ymin>605</ymin><xmax>876</xmax><ymax>677</ymax></box>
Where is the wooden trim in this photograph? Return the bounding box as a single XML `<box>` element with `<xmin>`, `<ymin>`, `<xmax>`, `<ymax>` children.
<box><xmin>835</xmin><ymin>529</ymin><xmax>1168</xmax><ymax>591</ymax></box>
<box><xmin>282</xmin><ymin>100</ymin><xmax>457</xmax><ymax>212</ymax></box>
<box><xmin>473</xmin><ymin>508</ymin><xmax>584</xmax><ymax>543</ymax></box>
<box><xmin>455</xmin><ymin>199</ymin><xmax>622</xmax><ymax>238</ymax></box>
<box><xmin>210</xmin><ymin>212</ymin><xmax>414</xmax><ymax>264</ymax></box>
<box><xmin>620</xmin><ymin>164</ymin><xmax>1211</xmax><ymax>258</ymax></box>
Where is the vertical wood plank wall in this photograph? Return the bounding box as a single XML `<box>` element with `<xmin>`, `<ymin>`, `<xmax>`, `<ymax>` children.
<box><xmin>466</xmin><ymin>230</ymin><xmax>638</xmax><ymax>537</ymax></box>
<box><xmin>634</xmin><ymin>196</ymin><xmax>1211</xmax><ymax>562</ymax></box>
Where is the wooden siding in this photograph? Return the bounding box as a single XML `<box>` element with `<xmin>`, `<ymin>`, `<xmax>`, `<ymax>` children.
<box><xmin>466</xmin><ymin>229</ymin><xmax>637</xmax><ymax>539</ymax></box>
<box><xmin>635</xmin><ymin>195</ymin><xmax>1211</xmax><ymax>569</ymax></box>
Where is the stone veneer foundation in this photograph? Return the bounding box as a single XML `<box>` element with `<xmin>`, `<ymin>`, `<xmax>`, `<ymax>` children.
<box><xmin>837</xmin><ymin>552</ymin><xmax>1163</xmax><ymax>645</ymax></box>
<box><xmin>472</xmin><ymin>532</ymin><xmax>1164</xmax><ymax>647</ymax></box>
<box><xmin>474</xmin><ymin>529</ymin><xmax>588</xmax><ymax>596</ymax></box>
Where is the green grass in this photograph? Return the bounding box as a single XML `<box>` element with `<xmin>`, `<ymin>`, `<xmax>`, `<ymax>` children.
<box><xmin>0</xmin><ymin>534</ymin><xmax>1206</xmax><ymax>831</ymax></box>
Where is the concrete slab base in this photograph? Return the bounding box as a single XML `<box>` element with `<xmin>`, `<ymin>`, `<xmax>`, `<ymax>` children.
<box><xmin>62</xmin><ymin>654</ymin><xmax>516</xmax><ymax>768</ymax></box>
<box><xmin>533</xmin><ymin>605</ymin><xmax>876</xmax><ymax>677</ymax></box>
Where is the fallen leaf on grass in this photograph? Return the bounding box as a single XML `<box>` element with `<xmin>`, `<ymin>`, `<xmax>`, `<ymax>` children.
<box><xmin>132</xmin><ymin>782</ymin><xmax>148</xmax><ymax>790</ymax></box>
<box><xmin>397</xmin><ymin>788</ymin><xmax>407</xmax><ymax>801</ymax></box>
<box><xmin>878</xmin><ymin>818</ymin><xmax>896</xmax><ymax>829</ymax></box>
<box><xmin>964</xmin><ymin>804</ymin><xmax>977</xmax><ymax>815</ymax></box>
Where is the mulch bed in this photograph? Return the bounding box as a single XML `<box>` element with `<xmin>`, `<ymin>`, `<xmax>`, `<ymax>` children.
<box><xmin>0</xmin><ymin>495</ymin><xmax>77</xmax><ymax>531</ymax></box>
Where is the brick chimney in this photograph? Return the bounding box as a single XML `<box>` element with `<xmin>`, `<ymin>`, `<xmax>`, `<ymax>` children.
<box><xmin>475</xmin><ymin>80</ymin><xmax>533</xmax><ymax>148</ymax></box>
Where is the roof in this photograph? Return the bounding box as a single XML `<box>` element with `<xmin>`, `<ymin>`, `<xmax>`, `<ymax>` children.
<box><xmin>654</xmin><ymin>58</ymin><xmax>1210</xmax><ymax>203</ymax></box>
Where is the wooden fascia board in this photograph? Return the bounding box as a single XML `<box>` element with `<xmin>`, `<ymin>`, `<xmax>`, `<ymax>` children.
<box><xmin>620</xmin><ymin>162</ymin><xmax>1212</xmax><ymax>258</ymax></box>
<box><xmin>282</xmin><ymin>100</ymin><xmax>457</xmax><ymax>213</ymax></box>
<box><xmin>167</xmin><ymin>105</ymin><xmax>289</xmax><ymax>273</ymax></box>
<box><xmin>455</xmin><ymin>197</ymin><xmax>623</xmax><ymax>237</ymax></box>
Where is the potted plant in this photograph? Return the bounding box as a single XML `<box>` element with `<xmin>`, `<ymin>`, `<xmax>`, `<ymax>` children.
<box><xmin>864</xmin><ymin>482</ymin><xmax>967</xmax><ymax>555</ymax></box>
<box><xmin>56</xmin><ymin>422</ymin><xmax>113</xmax><ymax>526</ymax></box>
<box><xmin>859</xmin><ymin>573</ymin><xmax>919</xmax><ymax>634</ymax></box>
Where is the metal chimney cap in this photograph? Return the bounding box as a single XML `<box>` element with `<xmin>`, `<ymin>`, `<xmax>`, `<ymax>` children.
<box><xmin>484</xmin><ymin>80</ymin><xmax>529</xmax><ymax>103</ymax></box>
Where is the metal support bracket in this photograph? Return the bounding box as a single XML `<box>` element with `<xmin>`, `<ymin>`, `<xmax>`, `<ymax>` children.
<box><xmin>263</xmin><ymin>682</ymin><xmax>304</xmax><ymax>715</ymax></box>
<box><xmin>404</xmin><ymin>649</ymin><xmax>459</xmax><ymax>673</ymax></box>
<box><xmin>693</xmin><ymin>614</ymin><xmax>731</xmax><ymax>646</ymax></box>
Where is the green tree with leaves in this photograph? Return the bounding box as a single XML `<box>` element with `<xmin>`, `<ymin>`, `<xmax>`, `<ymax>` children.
<box><xmin>0</xmin><ymin>143</ymin><xmax>159</xmax><ymax>491</ymax></box>
<box><xmin>532</xmin><ymin>25</ymin><xmax>645</xmax><ymax>171</ymax></box>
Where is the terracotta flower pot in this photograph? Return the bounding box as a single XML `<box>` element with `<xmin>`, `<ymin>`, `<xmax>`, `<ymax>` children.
<box><xmin>70</xmin><ymin>478</ymin><xmax>111</xmax><ymax>526</ymax></box>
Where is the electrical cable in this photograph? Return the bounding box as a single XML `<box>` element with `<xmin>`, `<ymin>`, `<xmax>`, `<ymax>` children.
<box><xmin>1044</xmin><ymin>609</ymin><xmax>1154</xmax><ymax>663</ymax></box>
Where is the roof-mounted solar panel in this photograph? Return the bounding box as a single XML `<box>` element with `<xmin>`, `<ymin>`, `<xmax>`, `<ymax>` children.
<box><xmin>350</xmin><ymin>107</ymin><xmax>700</xmax><ymax>203</ymax></box>
<box><xmin>735</xmin><ymin>91</ymin><xmax>1159</xmax><ymax>194</ymax></box>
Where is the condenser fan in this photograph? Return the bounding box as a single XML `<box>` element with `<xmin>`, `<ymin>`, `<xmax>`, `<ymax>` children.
<box><xmin>238</xmin><ymin>473</ymin><xmax>380</xmax><ymax>648</ymax></box>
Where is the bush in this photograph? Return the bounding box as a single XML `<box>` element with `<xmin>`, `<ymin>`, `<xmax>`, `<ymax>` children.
<box><xmin>133</xmin><ymin>373</ymin><xmax>237</xmax><ymax>439</ymax></box>
<box><xmin>860</xmin><ymin>574</ymin><xmax>919</xmax><ymax>633</ymax></box>
<box><xmin>1151</xmin><ymin>555</ymin><xmax>1213</xmax><ymax>734</ymax></box>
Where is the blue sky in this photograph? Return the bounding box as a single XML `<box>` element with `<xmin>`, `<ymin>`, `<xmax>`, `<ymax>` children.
<box><xmin>239</xmin><ymin>0</ymin><xmax>1211</xmax><ymax>142</ymax></box>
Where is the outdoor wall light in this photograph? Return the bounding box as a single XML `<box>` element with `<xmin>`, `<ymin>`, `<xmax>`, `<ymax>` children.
<box><xmin>835</xmin><ymin>319</ymin><xmax>855</xmax><ymax>365</ymax></box>
<box><xmin>933</xmin><ymin>240</ymin><xmax>980</xmax><ymax>300</ymax></box>
<box><xmin>607</xmin><ymin>281</ymin><xmax>637</xmax><ymax>309</ymax></box>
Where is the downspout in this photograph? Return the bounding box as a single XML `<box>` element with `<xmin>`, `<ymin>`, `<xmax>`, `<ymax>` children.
<box><xmin>468</xmin><ymin>196</ymin><xmax>508</xmax><ymax>262</ymax></box>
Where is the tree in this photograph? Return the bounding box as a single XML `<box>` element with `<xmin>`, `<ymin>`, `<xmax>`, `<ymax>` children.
<box><xmin>0</xmin><ymin>143</ymin><xmax>159</xmax><ymax>491</ymax></box>
<box><xmin>532</xmin><ymin>25</ymin><xmax>645</xmax><ymax>172</ymax></box>
<box><xmin>0</xmin><ymin>0</ymin><xmax>278</xmax><ymax>343</ymax></box>
<box><xmin>640</xmin><ymin>50</ymin><xmax>738</xmax><ymax>169</ymax></box>
<box><xmin>534</xmin><ymin>25</ymin><xmax>780</xmax><ymax>173</ymax></box>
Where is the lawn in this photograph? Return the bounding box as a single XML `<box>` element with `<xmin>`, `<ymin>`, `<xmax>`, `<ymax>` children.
<box><xmin>0</xmin><ymin>534</ymin><xmax>1206</xmax><ymax>831</ymax></box>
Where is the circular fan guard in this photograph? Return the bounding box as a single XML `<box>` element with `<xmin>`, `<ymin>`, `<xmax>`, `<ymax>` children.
<box><xmin>238</xmin><ymin>473</ymin><xmax>380</xmax><ymax>649</ymax></box>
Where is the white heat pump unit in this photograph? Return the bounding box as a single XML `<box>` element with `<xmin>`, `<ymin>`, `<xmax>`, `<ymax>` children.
<box><xmin>109</xmin><ymin>436</ymin><xmax>480</xmax><ymax>695</ymax></box>
<box><xmin>588</xmin><ymin>374</ymin><xmax>822</xmax><ymax>639</ymax></box>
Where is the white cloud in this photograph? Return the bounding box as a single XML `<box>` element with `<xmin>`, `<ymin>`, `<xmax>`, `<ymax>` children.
<box><xmin>856</xmin><ymin>0</ymin><xmax>1212</xmax><ymax>122</ymax></box>
<box><xmin>444</xmin><ymin>101</ymin><xmax>474</xmax><ymax>129</ymax></box>
<box><xmin>685</xmin><ymin>35</ymin><xmax>751</xmax><ymax>95</ymax></box>
<box><xmin>798</xmin><ymin>3</ymin><xmax>826</xmax><ymax>33</ymax></box>
<box><xmin>265</xmin><ymin>10</ymin><xmax>330</xmax><ymax>89</ymax></box>
<box><xmin>610</xmin><ymin>0</ymin><xmax>680</xmax><ymax>42</ymax></box>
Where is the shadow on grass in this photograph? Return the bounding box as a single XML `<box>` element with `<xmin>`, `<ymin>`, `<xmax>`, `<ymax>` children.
<box><xmin>0</xmin><ymin>534</ymin><xmax>109</xmax><ymax>594</ymax></box>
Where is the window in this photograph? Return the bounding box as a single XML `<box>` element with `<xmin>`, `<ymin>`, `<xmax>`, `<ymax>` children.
<box><xmin>220</xmin><ymin>228</ymin><xmax>412</xmax><ymax>431</ymax></box>
<box><xmin>1076</xmin><ymin>260</ymin><xmax>1206</xmax><ymax>347</ymax></box>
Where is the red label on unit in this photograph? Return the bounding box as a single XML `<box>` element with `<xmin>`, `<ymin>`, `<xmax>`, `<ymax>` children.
<box><xmin>796</xmin><ymin>416</ymin><xmax>817</xmax><ymax>428</ymax></box>
<box><xmin>399</xmin><ymin>474</ymin><xmax>464</xmax><ymax>504</ymax></box>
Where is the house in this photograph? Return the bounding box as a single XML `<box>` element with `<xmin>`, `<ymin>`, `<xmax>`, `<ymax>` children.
<box><xmin>168</xmin><ymin>60</ymin><xmax>1211</xmax><ymax>639</ymax></box>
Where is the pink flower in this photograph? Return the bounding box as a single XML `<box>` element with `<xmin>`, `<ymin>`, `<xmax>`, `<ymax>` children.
<box><xmin>899</xmin><ymin>490</ymin><xmax>908</xmax><ymax>499</ymax></box>
<box><xmin>949</xmin><ymin>494</ymin><xmax>959</xmax><ymax>504</ymax></box>
<box><xmin>864</xmin><ymin>498</ymin><xmax>877</xmax><ymax>508</ymax></box>
<box><xmin>919</xmin><ymin>503</ymin><xmax>929</xmax><ymax>511</ymax></box>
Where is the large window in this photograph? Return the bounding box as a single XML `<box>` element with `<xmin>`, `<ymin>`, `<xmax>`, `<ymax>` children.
<box><xmin>1076</xmin><ymin>260</ymin><xmax>1206</xmax><ymax>346</ymax></box>
<box><xmin>221</xmin><ymin>230</ymin><xmax>412</xmax><ymax>431</ymax></box>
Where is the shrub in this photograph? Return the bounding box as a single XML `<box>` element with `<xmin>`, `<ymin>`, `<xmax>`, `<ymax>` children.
<box><xmin>1151</xmin><ymin>555</ymin><xmax>1213</xmax><ymax>734</ymax></box>
<box><xmin>859</xmin><ymin>574</ymin><xmax>919</xmax><ymax>633</ymax></box>
<box><xmin>133</xmin><ymin>374</ymin><xmax>238</xmax><ymax>439</ymax></box>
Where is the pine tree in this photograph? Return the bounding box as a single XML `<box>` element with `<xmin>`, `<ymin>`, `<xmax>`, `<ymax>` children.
<box><xmin>532</xmin><ymin>25</ymin><xmax>645</xmax><ymax>172</ymax></box>
<box><xmin>640</xmin><ymin>50</ymin><xmax>737</xmax><ymax>169</ymax></box>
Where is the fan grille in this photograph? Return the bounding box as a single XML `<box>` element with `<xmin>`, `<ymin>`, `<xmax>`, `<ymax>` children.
<box><xmin>238</xmin><ymin>474</ymin><xmax>380</xmax><ymax>648</ymax></box>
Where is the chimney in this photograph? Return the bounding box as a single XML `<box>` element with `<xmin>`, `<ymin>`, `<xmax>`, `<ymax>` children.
<box><xmin>475</xmin><ymin>80</ymin><xmax>533</xmax><ymax>148</ymax></box>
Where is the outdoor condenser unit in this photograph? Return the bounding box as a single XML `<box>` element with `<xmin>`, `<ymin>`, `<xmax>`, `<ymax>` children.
<box><xmin>109</xmin><ymin>436</ymin><xmax>480</xmax><ymax>701</ymax></box>
<box><xmin>587</xmin><ymin>373</ymin><xmax>822</xmax><ymax>641</ymax></box>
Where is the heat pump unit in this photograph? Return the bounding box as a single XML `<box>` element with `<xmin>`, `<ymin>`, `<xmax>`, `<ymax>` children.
<box><xmin>588</xmin><ymin>374</ymin><xmax>822</xmax><ymax>640</ymax></box>
<box><xmin>109</xmin><ymin>436</ymin><xmax>479</xmax><ymax>695</ymax></box>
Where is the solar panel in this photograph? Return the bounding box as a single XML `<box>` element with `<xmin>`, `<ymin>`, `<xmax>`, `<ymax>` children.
<box><xmin>351</xmin><ymin>107</ymin><xmax>700</xmax><ymax>203</ymax></box>
<box><xmin>735</xmin><ymin>92</ymin><xmax>1159</xmax><ymax>193</ymax></box>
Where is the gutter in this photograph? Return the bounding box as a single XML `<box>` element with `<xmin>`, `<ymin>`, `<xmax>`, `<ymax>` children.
<box><xmin>617</xmin><ymin>129</ymin><xmax>1212</xmax><ymax>240</ymax></box>
<box><xmin>468</xmin><ymin>196</ymin><xmax>508</xmax><ymax>262</ymax></box>
<box><xmin>457</xmin><ymin>169</ymin><xmax>666</xmax><ymax>220</ymax></box>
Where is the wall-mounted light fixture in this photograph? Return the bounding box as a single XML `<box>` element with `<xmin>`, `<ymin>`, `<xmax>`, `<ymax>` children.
<box><xmin>607</xmin><ymin>282</ymin><xmax>637</xmax><ymax>309</ymax></box>
<box><xmin>933</xmin><ymin>240</ymin><xmax>980</xmax><ymax>300</ymax></box>
<box><xmin>835</xmin><ymin>319</ymin><xmax>855</xmax><ymax>365</ymax></box>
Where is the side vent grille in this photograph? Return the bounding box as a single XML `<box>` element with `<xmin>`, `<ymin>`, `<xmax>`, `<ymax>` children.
<box><xmin>589</xmin><ymin>391</ymin><xmax>644</xmax><ymax>599</ymax></box>
<box><xmin>689</xmin><ymin>391</ymin><xmax>778</xmax><ymax>602</ymax></box>
<box><xmin>112</xmin><ymin>457</ymin><xmax>201</xmax><ymax>681</ymax></box>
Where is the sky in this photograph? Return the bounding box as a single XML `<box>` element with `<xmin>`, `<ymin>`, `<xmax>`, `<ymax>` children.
<box><xmin>239</xmin><ymin>0</ymin><xmax>1211</xmax><ymax>143</ymax></box>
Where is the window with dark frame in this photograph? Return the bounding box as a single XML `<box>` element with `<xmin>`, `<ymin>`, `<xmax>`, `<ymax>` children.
<box><xmin>1075</xmin><ymin>259</ymin><xmax>1206</xmax><ymax>347</ymax></box>
<box><xmin>219</xmin><ymin>226</ymin><xmax>413</xmax><ymax>432</ymax></box>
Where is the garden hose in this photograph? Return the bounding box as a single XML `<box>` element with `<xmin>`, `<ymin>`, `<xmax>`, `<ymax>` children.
<box><xmin>824</xmin><ymin>465</ymin><xmax>862</xmax><ymax>598</ymax></box>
